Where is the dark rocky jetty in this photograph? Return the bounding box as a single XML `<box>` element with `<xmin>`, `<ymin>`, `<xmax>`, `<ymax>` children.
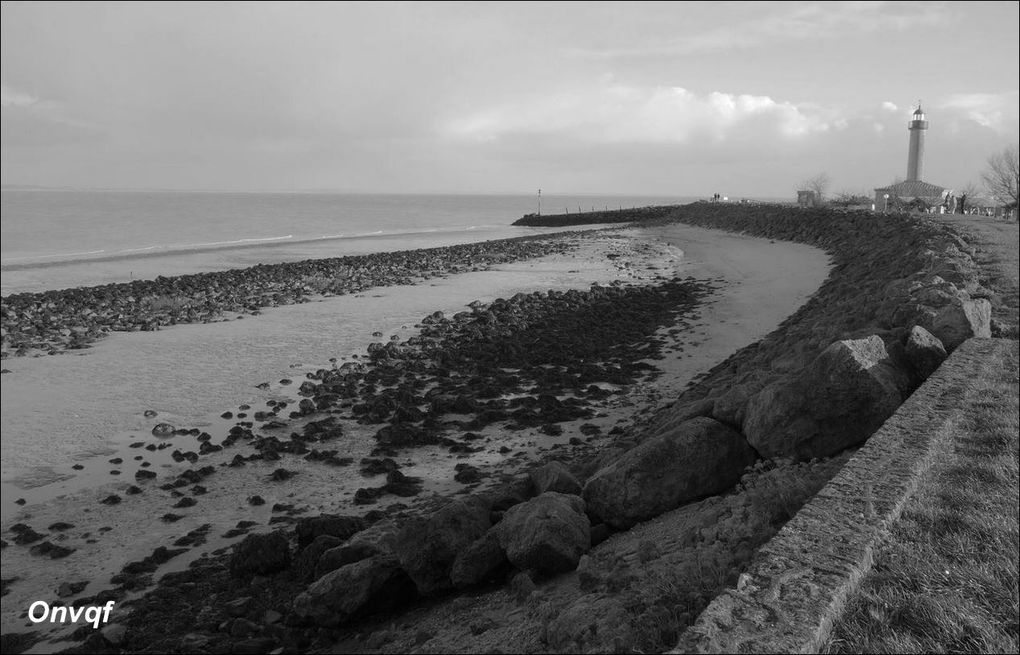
<box><xmin>0</xmin><ymin>234</ymin><xmax>575</xmax><ymax>358</ymax></box>
<box><xmin>512</xmin><ymin>205</ymin><xmax>679</xmax><ymax>228</ymax></box>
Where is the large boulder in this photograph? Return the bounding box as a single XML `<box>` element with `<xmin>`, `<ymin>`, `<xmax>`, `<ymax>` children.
<box><xmin>496</xmin><ymin>492</ymin><xmax>590</xmax><ymax>575</ymax></box>
<box><xmin>228</xmin><ymin>532</ymin><xmax>291</xmax><ymax>578</ymax></box>
<box><xmin>315</xmin><ymin>520</ymin><xmax>400</xmax><ymax>580</ymax></box>
<box><xmin>450</xmin><ymin>530</ymin><xmax>508</xmax><ymax>588</ymax></box>
<box><xmin>293</xmin><ymin>535</ymin><xmax>343</xmax><ymax>583</ymax></box>
<box><xmin>711</xmin><ymin>382</ymin><xmax>758</xmax><ymax>429</ymax></box>
<box><xmin>291</xmin><ymin>555</ymin><xmax>415</xmax><ymax>626</ymax></box>
<box><xmin>925</xmin><ymin>297</ymin><xmax>991</xmax><ymax>350</ymax></box>
<box><xmin>529</xmin><ymin>461</ymin><xmax>582</xmax><ymax>496</ymax></box>
<box><xmin>294</xmin><ymin>515</ymin><xmax>365</xmax><ymax>550</ymax></box>
<box><xmin>743</xmin><ymin>335</ymin><xmax>904</xmax><ymax>459</ymax></box>
<box><xmin>583</xmin><ymin>417</ymin><xmax>755</xmax><ymax>529</ymax></box>
<box><xmin>392</xmin><ymin>496</ymin><xmax>491</xmax><ymax>595</ymax></box>
<box><xmin>903</xmin><ymin>325</ymin><xmax>948</xmax><ymax>381</ymax></box>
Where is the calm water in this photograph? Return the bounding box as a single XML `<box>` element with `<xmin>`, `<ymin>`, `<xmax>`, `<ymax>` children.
<box><xmin>1</xmin><ymin>189</ymin><xmax>698</xmax><ymax>294</ymax></box>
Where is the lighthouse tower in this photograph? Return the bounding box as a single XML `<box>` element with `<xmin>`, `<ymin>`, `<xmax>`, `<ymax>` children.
<box><xmin>906</xmin><ymin>103</ymin><xmax>928</xmax><ymax>182</ymax></box>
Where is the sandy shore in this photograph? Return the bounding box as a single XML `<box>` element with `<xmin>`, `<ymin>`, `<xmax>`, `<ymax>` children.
<box><xmin>0</xmin><ymin>224</ymin><xmax>829</xmax><ymax>648</ymax></box>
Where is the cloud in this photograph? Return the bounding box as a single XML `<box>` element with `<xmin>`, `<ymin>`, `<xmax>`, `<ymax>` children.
<box><xmin>0</xmin><ymin>85</ymin><xmax>104</xmax><ymax>146</ymax></box>
<box><xmin>881</xmin><ymin>101</ymin><xmax>899</xmax><ymax>112</ymax></box>
<box><xmin>445</xmin><ymin>84</ymin><xmax>838</xmax><ymax>146</ymax></box>
<box><xmin>1</xmin><ymin>84</ymin><xmax>41</xmax><ymax>108</ymax></box>
<box><xmin>566</xmin><ymin>1</ymin><xmax>951</xmax><ymax>58</ymax></box>
<box><xmin>939</xmin><ymin>91</ymin><xmax>1020</xmax><ymax>133</ymax></box>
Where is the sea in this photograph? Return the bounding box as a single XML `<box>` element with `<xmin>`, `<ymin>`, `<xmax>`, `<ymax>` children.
<box><xmin>0</xmin><ymin>189</ymin><xmax>701</xmax><ymax>295</ymax></box>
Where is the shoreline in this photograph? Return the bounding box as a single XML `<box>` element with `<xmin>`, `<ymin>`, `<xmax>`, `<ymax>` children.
<box><xmin>0</xmin><ymin>221</ymin><xmax>832</xmax><ymax>650</ymax></box>
<box><xmin>0</xmin><ymin>232</ymin><xmax>581</xmax><ymax>356</ymax></box>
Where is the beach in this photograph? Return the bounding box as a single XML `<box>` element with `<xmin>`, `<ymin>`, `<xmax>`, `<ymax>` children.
<box><xmin>0</xmin><ymin>221</ymin><xmax>830</xmax><ymax>648</ymax></box>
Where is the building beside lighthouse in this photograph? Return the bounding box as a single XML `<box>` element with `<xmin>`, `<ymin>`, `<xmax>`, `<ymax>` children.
<box><xmin>874</xmin><ymin>104</ymin><xmax>949</xmax><ymax>211</ymax></box>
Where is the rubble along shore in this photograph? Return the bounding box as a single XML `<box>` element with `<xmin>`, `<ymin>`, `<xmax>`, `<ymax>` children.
<box><xmin>0</xmin><ymin>233</ymin><xmax>579</xmax><ymax>360</ymax></box>
<box><xmin>4</xmin><ymin>203</ymin><xmax>1001</xmax><ymax>654</ymax></box>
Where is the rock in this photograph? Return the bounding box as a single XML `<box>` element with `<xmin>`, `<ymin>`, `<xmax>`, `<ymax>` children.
<box><xmin>925</xmin><ymin>297</ymin><xmax>991</xmax><ymax>351</ymax></box>
<box><xmin>29</xmin><ymin>541</ymin><xmax>75</xmax><ymax>559</ymax></box>
<box><xmin>316</xmin><ymin>520</ymin><xmax>400</xmax><ymax>580</ymax></box>
<box><xmin>393</xmin><ymin>496</ymin><xmax>491</xmax><ymax>595</ymax></box>
<box><xmin>291</xmin><ymin>556</ymin><xmax>416</xmax><ymax>626</ymax></box>
<box><xmin>228</xmin><ymin>532</ymin><xmax>291</xmax><ymax>578</ymax></box>
<box><xmin>509</xmin><ymin>570</ymin><xmax>536</xmax><ymax>602</ymax></box>
<box><xmin>293</xmin><ymin>535</ymin><xmax>343</xmax><ymax>583</ymax></box>
<box><xmin>294</xmin><ymin>515</ymin><xmax>365</xmax><ymax>550</ymax></box>
<box><xmin>450</xmin><ymin>530</ymin><xmax>508</xmax><ymax>588</ymax></box>
<box><xmin>496</xmin><ymin>492</ymin><xmax>590</xmax><ymax>575</ymax></box>
<box><xmin>151</xmin><ymin>423</ymin><xmax>176</xmax><ymax>437</ymax></box>
<box><xmin>101</xmin><ymin>624</ymin><xmax>127</xmax><ymax>646</ymax></box>
<box><xmin>584</xmin><ymin>417</ymin><xmax>755</xmax><ymax>529</ymax></box>
<box><xmin>247</xmin><ymin>495</ymin><xmax>266</xmax><ymax>506</ymax></box>
<box><xmin>269</xmin><ymin>468</ymin><xmax>294</xmax><ymax>482</ymax></box>
<box><xmin>710</xmin><ymin>382</ymin><xmax>756</xmax><ymax>429</ymax></box>
<box><xmin>134</xmin><ymin>469</ymin><xmax>157</xmax><ymax>481</ymax></box>
<box><xmin>903</xmin><ymin>325</ymin><xmax>948</xmax><ymax>381</ymax></box>
<box><xmin>56</xmin><ymin>581</ymin><xmax>88</xmax><ymax>597</ymax></box>
<box><xmin>649</xmin><ymin>397</ymin><xmax>715</xmax><ymax>436</ymax></box>
<box><xmin>743</xmin><ymin>336</ymin><xmax>905</xmax><ymax>459</ymax></box>
<box><xmin>529</xmin><ymin>461</ymin><xmax>582</xmax><ymax>496</ymax></box>
<box><xmin>11</xmin><ymin>525</ymin><xmax>45</xmax><ymax>545</ymax></box>
<box><xmin>224</xmin><ymin>596</ymin><xmax>252</xmax><ymax>617</ymax></box>
<box><xmin>453</xmin><ymin>464</ymin><xmax>482</xmax><ymax>484</ymax></box>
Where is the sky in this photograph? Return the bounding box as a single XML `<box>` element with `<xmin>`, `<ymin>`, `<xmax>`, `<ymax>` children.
<box><xmin>2</xmin><ymin>1</ymin><xmax>1018</xmax><ymax>197</ymax></box>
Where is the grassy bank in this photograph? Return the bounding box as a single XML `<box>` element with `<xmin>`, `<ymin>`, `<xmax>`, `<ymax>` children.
<box><xmin>824</xmin><ymin>340</ymin><xmax>1019</xmax><ymax>654</ymax></box>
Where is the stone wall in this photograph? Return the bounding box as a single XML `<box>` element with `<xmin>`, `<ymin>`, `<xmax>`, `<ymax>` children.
<box><xmin>672</xmin><ymin>337</ymin><xmax>1018</xmax><ymax>653</ymax></box>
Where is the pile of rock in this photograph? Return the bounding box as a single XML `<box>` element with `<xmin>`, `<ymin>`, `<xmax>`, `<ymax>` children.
<box><xmin>290</xmin><ymin>461</ymin><xmax>592</xmax><ymax>626</ymax></box>
<box><xmin>0</xmin><ymin>235</ymin><xmax>575</xmax><ymax>357</ymax></box>
<box><xmin>581</xmin><ymin>204</ymin><xmax>989</xmax><ymax>528</ymax></box>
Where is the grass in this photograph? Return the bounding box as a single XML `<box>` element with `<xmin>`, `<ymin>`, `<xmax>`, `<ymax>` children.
<box><xmin>824</xmin><ymin>344</ymin><xmax>1020</xmax><ymax>654</ymax></box>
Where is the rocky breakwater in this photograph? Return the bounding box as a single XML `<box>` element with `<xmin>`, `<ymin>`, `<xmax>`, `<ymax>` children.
<box><xmin>583</xmin><ymin>202</ymin><xmax>993</xmax><ymax>526</ymax></box>
<box><xmin>513</xmin><ymin>205</ymin><xmax>680</xmax><ymax>228</ymax></box>
<box><xmin>0</xmin><ymin>234</ymin><xmax>574</xmax><ymax>359</ymax></box>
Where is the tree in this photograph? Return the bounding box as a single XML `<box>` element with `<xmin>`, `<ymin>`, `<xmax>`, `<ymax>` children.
<box><xmin>957</xmin><ymin>181</ymin><xmax>981</xmax><ymax>199</ymax></box>
<box><xmin>800</xmin><ymin>173</ymin><xmax>831</xmax><ymax>204</ymax></box>
<box><xmin>980</xmin><ymin>144</ymin><xmax>1019</xmax><ymax>208</ymax></box>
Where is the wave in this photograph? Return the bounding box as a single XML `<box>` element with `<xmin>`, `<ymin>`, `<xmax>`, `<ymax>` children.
<box><xmin>0</xmin><ymin>224</ymin><xmax>513</xmax><ymax>271</ymax></box>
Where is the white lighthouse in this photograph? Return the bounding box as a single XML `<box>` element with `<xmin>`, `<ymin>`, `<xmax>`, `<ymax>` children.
<box><xmin>906</xmin><ymin>103</ymin><xmax>928</xmax><ymax>182</ymax></box>
<box><xmin>874</xmin><ymin>103</ymin><xmax>948</xmax><ymax>211</ymax></box>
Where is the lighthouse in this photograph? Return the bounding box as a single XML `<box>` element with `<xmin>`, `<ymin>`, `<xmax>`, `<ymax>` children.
<box><xmin>906</xmin><ymin>103</ymin><xmax>928</xmax><ymax>182</ymax></box>
<box><xmin>874</xmin><ymin>104</ymin><xmax>948</xmax><ymax>212</ymax></box>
